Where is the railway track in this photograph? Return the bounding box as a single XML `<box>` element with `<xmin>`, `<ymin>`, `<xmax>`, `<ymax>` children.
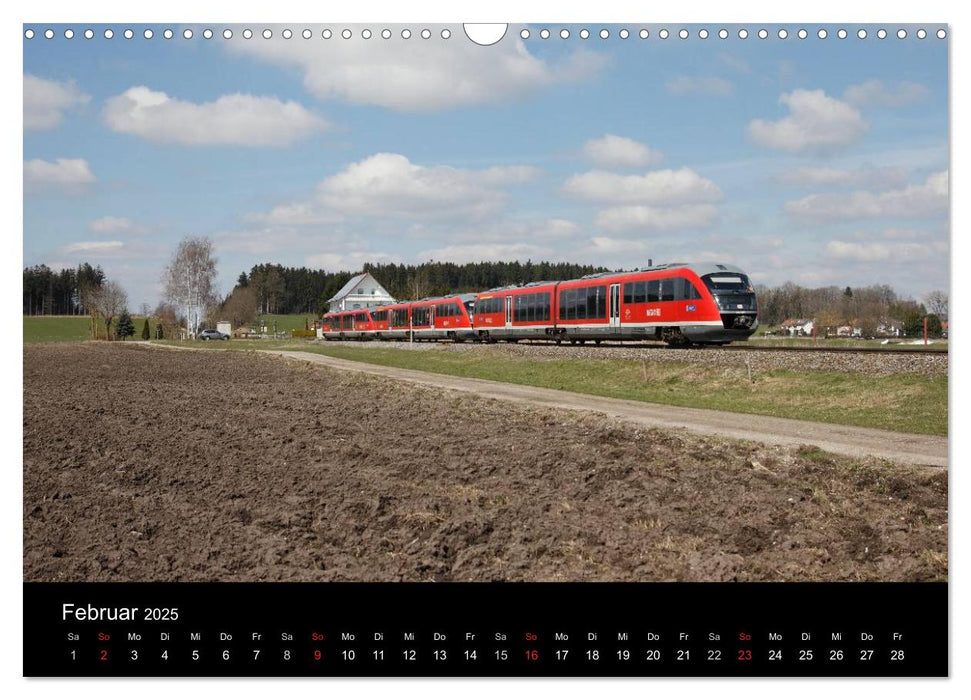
<box><xmin>508</xmin><ymin>340</ymin><xmax>948</xmax><ymax>355</ymax></box>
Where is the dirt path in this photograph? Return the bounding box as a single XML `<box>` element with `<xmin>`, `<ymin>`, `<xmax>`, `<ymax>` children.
<box><xmin>263</xmin><ymin>349</ymin><xmax>947</xmax><ymax>468</ymax></box>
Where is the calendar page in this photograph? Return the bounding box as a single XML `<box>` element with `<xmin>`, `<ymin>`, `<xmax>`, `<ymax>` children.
<box><xmin>22</xmin><ymin>20</ymin><xmax>949</xmax><ymax>679</ymax></box>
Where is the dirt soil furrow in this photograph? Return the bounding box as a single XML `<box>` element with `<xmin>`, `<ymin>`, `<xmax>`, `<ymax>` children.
<box><xmin>23</xmin><ymin>344</ymin><xmax>947</xmax><ymax>583</ymax></box>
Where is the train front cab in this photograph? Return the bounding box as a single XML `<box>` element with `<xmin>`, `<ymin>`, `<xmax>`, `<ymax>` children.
<box><xmin>679</xmin><ymin>267</ymin><xmax>758</xmax><ymax>344</ymax></box>
<box><xmin>321</xmin><ymin>313</ymin><xmax>344</xmax><ymax>341</ymax></box>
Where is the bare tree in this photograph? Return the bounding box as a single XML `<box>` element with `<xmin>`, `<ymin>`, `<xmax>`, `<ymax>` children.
<box><xmin>924</xmin><ymin>290</ymin><xmax>948</xmax><ymax>319</ymax></box>
<box><xmin>79</xmin><ymin>282</ymin><xmax>103</xmax><ymax>339</ymax></box>
<box><xmin>152</xmin><ymin>302</ymin><xmax>180</xmax><ymax>339</ymax></box>
<box><xmin>163</xmin><ymin>237</ymin><xmax>217</xmax><ymax>338</ymax></box>
<box><xmin>221</xmin><ymin>285</ymin><xmax>258</xmax><ymax>330</ymax></box>
<box><xmin>90</xmin><ymin>281</ymin><xmax>128</xmax><ymax>340</ymax></box>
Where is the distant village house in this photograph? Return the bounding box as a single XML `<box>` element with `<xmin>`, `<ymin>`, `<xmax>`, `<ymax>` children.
<box><xmin>780</xmin><ymin>318</ymin><xmax>814</xmax><ymax>336</ymax></box>
<box><xmin>327</xmin><ymin>272</ymin><xmax>395</xmax><ymax>313</ymax></box>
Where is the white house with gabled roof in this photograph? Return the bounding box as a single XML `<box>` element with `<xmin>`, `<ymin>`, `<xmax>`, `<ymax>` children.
<box><xmin>327</xmin><ymin>272</ymin><xmax>395</xmax><ymax>313</ymax></box>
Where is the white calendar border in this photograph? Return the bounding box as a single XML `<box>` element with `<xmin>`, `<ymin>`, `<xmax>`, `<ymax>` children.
<box><xmin>4</xmin><ymin>0</ymin><xmax>963</xmax><ymax>698</ymax></box>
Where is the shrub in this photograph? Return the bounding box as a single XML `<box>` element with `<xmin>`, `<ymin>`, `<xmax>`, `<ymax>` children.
<box><xmin>116</xmin><ymin>312</ymin><xmax>135</xmax><ymax>341</ymax></box>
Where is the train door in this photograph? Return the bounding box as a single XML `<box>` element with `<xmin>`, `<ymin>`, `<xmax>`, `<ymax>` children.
<box><xmin>505</xmin><ymin>296</ymin><xmax>513</xmax><ymax>328</ymax></box>
<box><xmin>609</xmin><ymin>283</ymin><xmax>620</xmax><ymax>328</ymax></box>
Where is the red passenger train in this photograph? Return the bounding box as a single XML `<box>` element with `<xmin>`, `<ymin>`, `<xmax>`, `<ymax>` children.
<box><xmin>320</xmin><ymin>263</ymin><xmax>758</xmax><ymax>346</ymax></box>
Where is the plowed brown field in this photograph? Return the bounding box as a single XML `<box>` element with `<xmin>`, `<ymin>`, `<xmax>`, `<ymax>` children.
<box><xmin>23</xmin><ymin>344</ymin><xmax>947</xmax><ymax>582</ymax></box>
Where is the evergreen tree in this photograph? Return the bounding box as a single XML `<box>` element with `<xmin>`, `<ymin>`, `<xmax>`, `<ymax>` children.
<box><xmin>141</xmin><ymin>318</ymin><xmax>151</xmax><ymax>340</ymax></box>
<box><xmin>116</xmin><ymin>311</ymin><xmax>135</xmax><ymax>341</ymax></box>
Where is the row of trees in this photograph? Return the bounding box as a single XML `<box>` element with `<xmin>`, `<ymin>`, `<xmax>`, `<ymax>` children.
<box><xmin>230</xmin><ymin>260</ymin><xmax>610</xmax><ymax>317</ymax></box>
<box><xmin>756</xmin><ymin>283</ymin><xmax>948</xmax><ymax>336</ymax></box>
<box><xmin>23</xmin><ymin>263</ymin><xmax>106</xmax><ymax>316</ymax></box>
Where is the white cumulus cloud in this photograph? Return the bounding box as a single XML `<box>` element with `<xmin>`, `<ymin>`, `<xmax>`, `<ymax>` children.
<box><xmin>582</xmin><ymin>134</ymin><xmax>663</xmax><ymax>169</ymax></box>
<box><xmin>104</xmin><ymin>86</ymin><xmax>327</xmax><ymax>146</ymax></box>
<box><xmin>562</xmin><ymin>168</ymin><xmax>722</xmax><ymax>205</ymax></box>
<box><xmin>226</xmin><ymin>33</ymin><xmax>606</xmax><ymax>112</ymax></box>
<box><xmin>316</xmin><ymin>154</ymin><xmax>530</xmax><ymax>218</ymax></box>
<box><xmin>843</xmin><ymin>80</ymin><xmax>930</xmax><ymax>108</ymax></box>
<box><xmin>784</xmin><ymin>171</ymin><xmax>949</xmax><ymax>224</ymax></box>
<box><xmin>24</xmin><ymin>74</ymin><xmax>90</xmax><ymax>130</ymax></box>
<box><xmin>24</xmin><ymin>158</ymin><xmax>96</xmax><ymax>193</ymax></box>
<box><xmin>748</xmin><ymin>89</ymin><xmax>868</xmax><ymax>152</ymax></box>
<box><xmin>252</xmin><ymin>153</ymin><xmax>539</xmax><ymax>225</ymax></box>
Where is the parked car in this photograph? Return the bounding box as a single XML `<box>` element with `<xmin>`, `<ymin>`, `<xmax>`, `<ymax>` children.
<box><xmin>199</xmin><ymin>329</ymin><xmax>230</xmax><ymax>341</ymax></box>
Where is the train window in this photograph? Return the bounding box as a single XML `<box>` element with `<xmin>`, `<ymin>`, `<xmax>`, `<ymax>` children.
<box><xmin>704</xmin><ymin>274</ymin><xmax>750</xmax><ymax>291</ymax></box>
<box><xmin>672</xmin><ymin>277</ymin><xmax>702</xmax><ymax>301</ymax></box>
<box><xmin>589</xmin><ymin>288</ymin><xmax>598</xmax><ymax>318</ymax></box>
<box><xmin>660</xmin><ymin>280</ymin><xmax>674</xmax><ymax>302</ymax></box>
<box><xmin>647</xmin><ymin>280</ymin><xmax>660</xmax><ymax>302</ymax></box>
<box><xmin>576</xmin><ymin>289</ymin><xmax>587</xmax><ymax>319</ymax></box>
<box><xmin>478</xmin><ymin>297</ymin><xmax>499</xmax><ymax>315</ymax></box>
<box><xmin>627</xmin><ymin>281</ymin><xmax>646</xmax><ymax>304</ymax></box>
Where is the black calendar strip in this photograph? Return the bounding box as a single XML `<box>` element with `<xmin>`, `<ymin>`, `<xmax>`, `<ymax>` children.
<box><xmin>24</xmin><ymin>582</ymin><xmax>947</xmax><ymax>677</ymax></box>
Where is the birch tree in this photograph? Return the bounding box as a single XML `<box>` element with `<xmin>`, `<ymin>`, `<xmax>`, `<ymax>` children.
<box><xmin>163</xmin><ymin>237</ymin><xmax>217</xmax><ymax>338</ymax></box>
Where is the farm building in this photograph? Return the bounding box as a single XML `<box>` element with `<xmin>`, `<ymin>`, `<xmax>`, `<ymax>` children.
<box><xmin>327</xmin><ymin>272</ymin><xmax>396</xmax><ymax>313</ymax></box>
<box><xmin>780</xmin><ymin>318</ymin><xmax>814</xmax><ymax>336</ymax></box>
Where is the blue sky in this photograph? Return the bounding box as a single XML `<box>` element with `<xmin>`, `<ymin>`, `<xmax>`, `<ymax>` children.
<box><xmin>23</xmin><ymin>23</ymin><xmax>948</xmax><ymax>308</ymax></box>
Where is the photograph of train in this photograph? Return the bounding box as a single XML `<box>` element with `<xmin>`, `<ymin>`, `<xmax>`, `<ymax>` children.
<box><xmin>23</xmin><ymin>23</ymin><xmax>947</xmax><ymax>587</ymax></box>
